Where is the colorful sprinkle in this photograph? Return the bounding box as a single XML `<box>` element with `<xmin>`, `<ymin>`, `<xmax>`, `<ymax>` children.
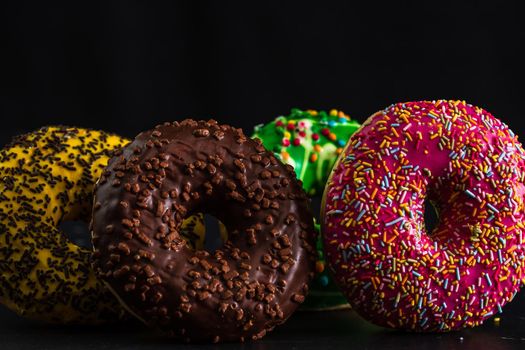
<box><xmin>323</xmin><ymin>100</ymin><xmax>525</xmax><ymax>332</ymax></box>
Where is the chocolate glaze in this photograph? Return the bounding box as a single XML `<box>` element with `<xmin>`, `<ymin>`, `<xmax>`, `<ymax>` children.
<box><xmin>91</xmin><ymin>120</ymin><xmax>317</xmax><ymax>342</ymax></box>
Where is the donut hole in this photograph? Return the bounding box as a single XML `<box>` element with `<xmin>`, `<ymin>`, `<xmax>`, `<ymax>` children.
<box><xmin>310</xmin><ymin>195</ymin><xmax>323</xmax><ymax>223</ymax></box>
<box><xmin>202</xmin><ymin>213</ymin><xmax>226</xmax><ymax>251</ymax></box>
<box><xmin>179</xmin><ymin>213</ymin><xmax>227</xmax><ymax>252</ymax></box>
<box><xmin>424</xmin><ymin>198</ymin><xmax>439</xmax><ymax>235</ymax></box>
<box><xmin>60</xmin><ymin>220</ymin><xmax>92</xmax><ymax>249</ymax></box>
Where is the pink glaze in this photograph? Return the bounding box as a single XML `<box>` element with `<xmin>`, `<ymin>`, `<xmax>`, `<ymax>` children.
<box><xmin>322</xmin><ymin>100</ymin><xmax>525</xmax><ymax>331</ymax></box>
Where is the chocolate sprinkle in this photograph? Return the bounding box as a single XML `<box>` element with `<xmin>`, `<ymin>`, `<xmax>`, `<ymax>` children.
<box><xmin>0</xmin><ymin>126</ymin><xmax>130</xmax><ymax>323</ymax></box>
<box><xmin>92</xmin><ymin>120</ymin><xmax>317</xmax><ymax>342</ymax></box>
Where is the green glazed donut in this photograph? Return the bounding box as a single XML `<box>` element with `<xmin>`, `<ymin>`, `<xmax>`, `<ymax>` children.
<box><xmin>253</xmin><ymin>108</ymin><xmax>361</xmax><ymax>310</ymax></box>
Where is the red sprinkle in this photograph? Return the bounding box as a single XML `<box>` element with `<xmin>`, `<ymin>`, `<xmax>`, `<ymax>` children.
<box><xmin>287</xmin><ymin>123</ymin><xmax>295</xmax><ymax>131</ymax></box>
<box><xmin>293</xmin><ymin>138</ymin><xmax>301</xmax><ymax>146</ymax></box>
<box><xmin>321</xmin><ymin>128</ymin><xmax>330</xmax><ymax>136</ymax></box>
<box><xmin>282</xmin><ymin>139</ymin><xmax>290</xmax><ymax>147</ymax></box>
<box><xmin>312</xmin><ymin>133</ymin><xmax>320</xmax><ymax>141</ymax></box>
<box><xmin>275</xmin><ymin>120</ymin><xmax>284</xmax><ymax>127</ymax></box>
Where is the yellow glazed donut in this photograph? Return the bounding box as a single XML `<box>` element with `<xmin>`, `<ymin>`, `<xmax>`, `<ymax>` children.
<box><xmin>0</xmin><ymin>126</ymin><xmax>205</xmax><ymax>323</ymax></box>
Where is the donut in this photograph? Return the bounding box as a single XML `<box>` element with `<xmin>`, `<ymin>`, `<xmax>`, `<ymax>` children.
<box><xmin>253</xmin><ymin>108</ymin><xmax>361</xmax><ymax>194</ymax></box>
<box><xmin>253</xmin><ymin>108</ymin><xmax>360</xmax><ymax>310</ymax></box>
<box><xmin>0</xmin><ymin>126</ymin><xmax>205</xmax><ymax>323</ymax></box>
<box><xmin>91</xmin><ymin>119</ymin><xmax>317</xmax><ymax>342</ymax></box>
<box><xmin>322</xmin><ymin>100</ymin><xmax>525</xmax><ymax>331</ymax></box>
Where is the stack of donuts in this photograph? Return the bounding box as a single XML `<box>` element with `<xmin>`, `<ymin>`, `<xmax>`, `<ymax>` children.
<box><xmin>1</xmin><ymin>100</ymin><xmax>524</xmax><ymax>342</ymax></box>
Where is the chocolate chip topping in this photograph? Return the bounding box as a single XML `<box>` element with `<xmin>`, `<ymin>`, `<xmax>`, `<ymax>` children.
<box><xmin>0</xmin><ymin>126</ymin><xmax>131</xmax><ymax>323</ymax></box>
<box><xmin>91</xmin><ymin>119</ymin><xmax>317</xmax><ymax>342</ymax></box>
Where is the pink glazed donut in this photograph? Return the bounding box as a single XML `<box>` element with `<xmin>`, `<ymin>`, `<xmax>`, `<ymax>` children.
<box><xmin>322</xmin><ymin>100</ymin><xmax>525</xmax><ymax>331</ymax></box>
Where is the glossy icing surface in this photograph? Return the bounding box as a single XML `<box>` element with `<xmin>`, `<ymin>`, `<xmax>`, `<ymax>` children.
<box><xmin>91</xmin><ymin>120</ymin><xmax>317</xmax><ymax>342</ymax></box>
<box><xmin>253</xmin><ymin>108</ymin><xmax>361</xmax><ymax>195</ymax></box>
<box><xmin>323</xmin><ymin>101</ymin><xmax>525</xmax><ymax>330</ymax></box>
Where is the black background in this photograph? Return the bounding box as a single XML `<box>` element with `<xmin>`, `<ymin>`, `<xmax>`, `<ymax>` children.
<box><xmin>2</xmin><ymin>1</ymin><xmax>525</xmax><ymax>142</ymax></box>
<box><xmin>2</xmin><ymin>1</ymin><xmax>525</xmax><ymax>349</ymax></box>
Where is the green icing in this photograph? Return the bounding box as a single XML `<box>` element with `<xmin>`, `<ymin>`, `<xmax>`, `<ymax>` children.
<box><xmin>253</xmin><ymin>108</ymin><xmax>361</xmax><ymax>196</ymax></box>
<box><xmin>252</xmin><ymin>108</ymin><xmax>361</xmax><ymax>310</ymax></box>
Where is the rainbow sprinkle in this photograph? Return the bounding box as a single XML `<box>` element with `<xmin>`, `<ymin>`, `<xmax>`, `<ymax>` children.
<box><xmin>322</xmin><ymin>100</ymin><xmax>525</xmax><ymax>331</ymax></box>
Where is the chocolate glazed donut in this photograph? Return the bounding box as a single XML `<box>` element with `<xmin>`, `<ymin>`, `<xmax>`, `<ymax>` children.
<box><xmin>91</xmin><ymin>120</ymin><xmax>317</xmax><ymax>342</ymax></box>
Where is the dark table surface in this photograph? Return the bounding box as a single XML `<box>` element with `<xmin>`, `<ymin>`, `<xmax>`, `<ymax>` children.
<box><xmin>1</xmin><ymin>222</ymin><xmax>524</xmax><ymax>349</ymax></box>
<box><xmin>2</xmin><ymin>291</ymin><xmax>525</xmax><ymax>350</ymax></box>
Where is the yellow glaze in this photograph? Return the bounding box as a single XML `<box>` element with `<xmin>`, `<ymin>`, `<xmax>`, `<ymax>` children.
<box><xmin>0</xmin><ymin>126</ymin><xmax>205</xmax><ymax>323</ymax></box>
